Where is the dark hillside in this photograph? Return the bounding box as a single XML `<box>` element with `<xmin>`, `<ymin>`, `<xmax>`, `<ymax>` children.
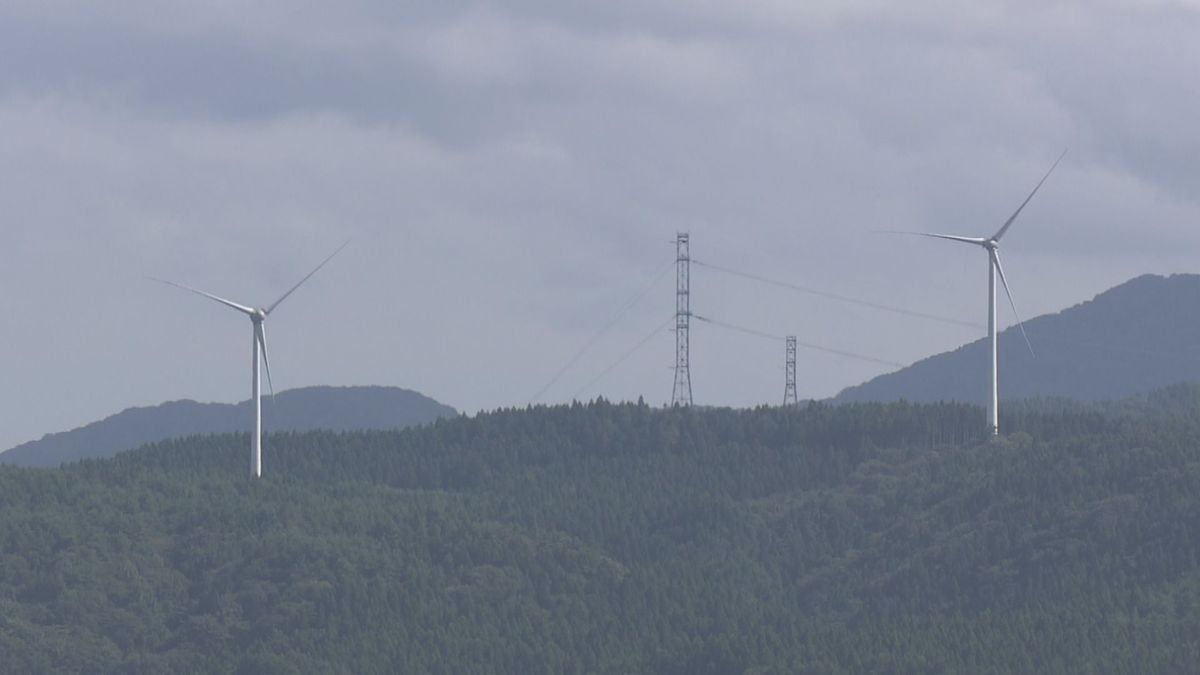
<box><xmin>0</xmin><ymin>385</ymin><xmax>456</xmax><ymax>467</ymax></box>
<box><xmin>1</xmin><ymin>398</ymin><xmax>1199</xmax><ymax>673</ymax></box>
<box><xmin>836</xmin><ymin>273</ymin><xmax>1200</xmax><ymax>405</ymax></box>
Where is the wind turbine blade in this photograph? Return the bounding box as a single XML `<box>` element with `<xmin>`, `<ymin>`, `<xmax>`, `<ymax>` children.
<box><xmin>992</xmin><ymin>148</ymin><xmax>1068</xmax><ymax>242</ymax></box>
<box><xmin>256</xmin><ymin>322</ymin><xmax>275</xmax><ymax>400</ymax></box>
<box><xmin>149</xmin><ymin>277</ymin><xmax>255</xmax><ymax>316</ymax></box>
<box><xmin>265</xmin><ymin>239</ymin><xmax>350</xmax><ymax>315</ymax></box>
<box><xmin>882</xmin><ymin>231</ymin><xmax>988</xmax><ymax>246</ymax></box>
<box><xmin>992</xmin><ymin>250</ymin><xmax>1035</xmax><ymax>357</ymax></box>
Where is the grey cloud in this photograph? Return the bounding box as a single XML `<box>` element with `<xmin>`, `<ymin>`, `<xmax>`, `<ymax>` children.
<box><xmin>1</xmin><ymin>0</ymin><xmax>1198</xmax><ymax>450</ymax></box>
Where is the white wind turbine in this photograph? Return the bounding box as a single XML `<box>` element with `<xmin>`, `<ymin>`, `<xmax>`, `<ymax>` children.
<box><xmin>153</xmin><ymin>241</ymin><xmax>349</xmax><ymax>476</ymax></box>
<box><xmin>905</xmin><ymin>151</ymin><xmax>1066</xmax><ymax>436</ymax></box>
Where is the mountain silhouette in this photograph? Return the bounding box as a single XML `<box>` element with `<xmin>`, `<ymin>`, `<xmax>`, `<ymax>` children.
<box><xmin>0</xmin><ymin>385</ymin><xmax>456</xmax><ymax>467</ymax></box>
<box><xmin>835</xmin><ymin>273</ymin><xmax>1200</xmax><ymax>405</ymax></box>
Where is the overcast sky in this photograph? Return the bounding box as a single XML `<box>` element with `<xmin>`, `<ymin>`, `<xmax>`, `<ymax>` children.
<box><xmin>2</xmin><ymin>0</ymin><xmax>1199</xmax><ymax>449</ymax></box>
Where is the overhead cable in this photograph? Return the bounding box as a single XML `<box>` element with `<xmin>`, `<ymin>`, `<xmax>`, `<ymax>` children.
<box><xmin>692</xmin><ymin>314</ymin><xmax>906</xmax><ymax>368</ymax></box>
<box><xmin>572</xmin><ymin>315</ymin><xmax>675</xmax><ymax>399</ymax></box>
<box><xmin>692</xmin><ymin>258</ymin><xmax>982</xmax><ymax>330</ymax></box>
<box><xmin>530</xmin><ymin>260</ymin><xmax>675</xmax><ymax>404</ymax></box>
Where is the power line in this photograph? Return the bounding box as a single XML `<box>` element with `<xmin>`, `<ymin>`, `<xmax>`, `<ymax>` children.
<box><xmin>529</xmin><ymin>260</ymin><xmax>675</xmax><ymax>404</ymax></box>
<box><xmin>692</xmin><ymin>314</ymin><xmax>906</xmax><ymax>368</ymax></box>
<box><xmin>572</xmin><ymin>315</ymin><xmax>675</xmax><ymax>400</ymax></box>
<box><xmin>693</xmin><ymin>314</ymin><xmax>785</xmax><ymax>341</ymax></box>
<box><xmin>692</xmin><ymin>258</ymin><xmax>982</xmax><ymax>330</ymax></box>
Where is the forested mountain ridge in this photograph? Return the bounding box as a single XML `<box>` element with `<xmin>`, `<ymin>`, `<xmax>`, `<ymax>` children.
<box><xmin>0</xmin><ymin>385</ymin><xmax>456</xmax><ymax>467</ymax></box>
<box><xmin>835</xmin><ymin>273</ymin><xmax>1200</xmax><ymax>405</ymax></box>
<box><xmin>3</xmin><ymin>392</ymin><xmax>1200</xmax><ymax>673</ymax></box>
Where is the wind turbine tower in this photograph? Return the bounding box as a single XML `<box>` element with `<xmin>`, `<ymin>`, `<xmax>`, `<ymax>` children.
<box><xmin>154</xmin><ymin>241</ymin><xmax>349</xmax><ymax>476</ymax></box>
<box><xmin>907</xmin><ymin>151</ymin><xmax>1065</xmax><ymax>435</ymax></box>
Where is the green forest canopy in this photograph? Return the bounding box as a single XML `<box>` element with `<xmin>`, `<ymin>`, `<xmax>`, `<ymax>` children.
<box><xmin>3</xmin><ymin>388</ymin><xmax>1200</xmax><ymax>673</ymax></box>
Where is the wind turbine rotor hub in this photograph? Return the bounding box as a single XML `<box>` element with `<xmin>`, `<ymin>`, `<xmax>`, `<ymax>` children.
<box><xmin>151</xmin><ymin>238</ymin><xmax>350</xmax><ymax>478</ymax></box>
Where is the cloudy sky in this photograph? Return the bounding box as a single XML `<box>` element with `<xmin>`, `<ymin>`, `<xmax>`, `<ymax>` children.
<box><xmin>2</xmin><ymin>0</ymin><xmax>1198</xmax><ymax>449</ymax></box>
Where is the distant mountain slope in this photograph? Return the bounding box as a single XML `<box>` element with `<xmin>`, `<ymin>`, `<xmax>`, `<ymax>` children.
<box><xmin>0</xmin><ymin>386</ymin><xmax>456</xmax><ymax>467</ymax></box>
<box><xmin>3</xmin><ymin>397</ymin><xmax>1200</xmax><ymax>672</ymax></box>
<box><xmin>835</xmin><ymin>273</ymin><xmax>1200</xmax><ymax>405</ymax></box>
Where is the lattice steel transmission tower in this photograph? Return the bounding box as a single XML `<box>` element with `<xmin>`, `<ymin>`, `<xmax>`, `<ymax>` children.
<box><xmin>671</xmin><ymin>233</ymin><xmax>693</xmax><ymax>406</ymax></box>
<box><xmin>783</xmin><ymin>336</ymin><xmax>798</xmax><ymax>406</ymax></box>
